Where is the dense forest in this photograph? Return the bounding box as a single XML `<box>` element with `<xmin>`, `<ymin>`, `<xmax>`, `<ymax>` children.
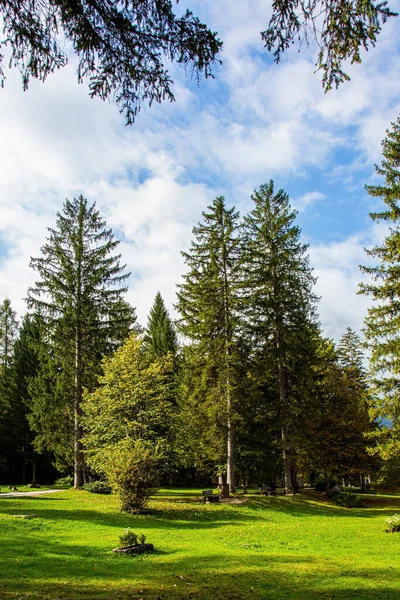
<box><xmin>1</xmin><ymin>118</ymin><xmax>400</xmax><ymax>512</ymax></box>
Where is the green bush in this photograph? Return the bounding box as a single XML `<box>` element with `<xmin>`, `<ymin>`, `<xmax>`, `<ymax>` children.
<box><xmin>102</xmin><ymin>439</ymin><xmax>161</xmax><ymax>513</ymax></box>
<box><xmin>55</xmin><ymin>475</ymin><xmax>73</xmax><ymax>487</ymax></box>
<box><xmin>330</xmin><ymin>491</ymin><xmax>362</xmax><ymax>508</ymax></box>
<box><xmin>119</xmin><ymin>529</ymin><xmax>147</xmax><ymax>547</ymax></box>
<box><xmin>119</xmin><ymin>529</ymin><xmax>138</xmax><ymax>546</ymax></box>
<box><xmin>386</xmin><ymin>514</ymin><xmax>400</xmax><ymax>533</ymax></box>
<box><xmin>83</xmin><ymin>481</ymin><xmax>112</xmax><ymax>494</ymax></box>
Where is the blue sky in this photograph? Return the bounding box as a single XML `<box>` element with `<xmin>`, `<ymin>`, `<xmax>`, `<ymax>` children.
<box><xmin>1</xmin><ymin>0</ymin><xmax>400</xmax><ymax>339</ymax></box>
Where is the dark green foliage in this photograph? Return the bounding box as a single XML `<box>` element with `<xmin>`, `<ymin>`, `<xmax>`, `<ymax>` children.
<box><xmin>27</xmin><ymin>196</ymin><xmax>135</xmax><ymax>486</ymax></box>
<box><xmin>330</xmin><ymin>491</ymin><xmax>362</xmax><ymax>508</ymax></box>
<box><xmin>301</xmin><ymin>335</ymin><xmax>377</xmax><ymax>486</ymax></box>
<box><xmin>263</xmin><ymin>0</ymin><xmax>397</xmax><ymax>91</ymax></box>
<box><xmin>0</xmin><ymin>0</ymin><xmax>222</xmax><ymax>124</ymax></box>
<box><xmin>0</xmin><ymin>299</ymin><xmax>18</xmax><ymax>368</ymax></box>
<box><xmin>176</xmin><ymin>197</ymin><xmax>242</xmax><ymax>490</ymax></box>
<box><xmin>144</xmin><ymin>292</ymin><xmax>177</xmax><ymax>358</ymax></box>
<box><xmin>55</xmin><ymin>475</ymin><xmax>74</xmax><ymax>486</ymax></box>
<box><xmin>83</xmin><ymin>480</ymin><xmax>112</xmax><ymax>494</ymax></box>
<box><xmin>241</xmin><ymin>180</ymin><xmax>318</xmax><ymax>492</ymax></box>
<box><xmin>359</xmin><ymin>117</ymin><xmax>400</xmax><ymax>461</ymax></box>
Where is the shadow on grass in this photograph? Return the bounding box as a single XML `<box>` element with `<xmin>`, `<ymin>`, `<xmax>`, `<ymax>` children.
<box><xmin>1</xmin><ymin>548</ymin><xmax>400</xmax><ymax>600</ymax></box>
<box><xmin>247</xmin><ymin>494</ymin><xmax>400</xmax><ymax>519</ymax></box>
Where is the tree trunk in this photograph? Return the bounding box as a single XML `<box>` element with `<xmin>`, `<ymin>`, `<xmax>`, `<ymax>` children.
<box><xmin>279</xmin><ymin>356</ymin><xmax>294</xmax><ymax>494</ymax></box>
<box><xmin>361</xmin><ymin>473</ymin><xmax>367</xmax><ymax>493</ymax></box>
<box><xmin>31</xmin><ymin>451</ymin><xmax>37</xmax><ymax>486</ymax></box>
<box><xmin>226</xmin><ymin>414</ymin><xmax>235</xmax><ymax>492</ymax></box>
<box><xmin>281</xmin><ymin>426</ymin><xmax>294</xmax><ymax>494</ymax></box>
<box><xmin>74</xmin><ymin>330</ymin><xmax>84</xmax><ymax>489</ymax></box>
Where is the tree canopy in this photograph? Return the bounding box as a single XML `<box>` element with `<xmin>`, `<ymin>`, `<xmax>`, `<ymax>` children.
<box><xmin>0</xmin><ymin>0</ymin><xmax>222</xmax><ymax>124</ymax></box>
<box><xmin>0</xmin><ymin>0</ymin><xmax>396</xmax><ymax>122</ymax></box>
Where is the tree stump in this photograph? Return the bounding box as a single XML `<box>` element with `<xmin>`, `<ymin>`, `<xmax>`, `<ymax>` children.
<box><xmin>112</xmin><ymin>543</ymin><xmax>154</xmax><ymax>555</ymax></box>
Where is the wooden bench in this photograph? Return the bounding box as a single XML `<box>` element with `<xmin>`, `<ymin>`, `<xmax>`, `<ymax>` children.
<box><xmin>202</xmin><ymin>489</ymin><xmax>220</xmax><ymax>503</ymax></box>
<box><xmin>259</xmin><ymin>486</ymin><xmax>275</xmax><ymax>496</ymax></box>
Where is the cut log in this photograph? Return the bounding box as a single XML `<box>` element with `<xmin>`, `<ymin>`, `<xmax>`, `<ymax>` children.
<box><xmin>112</xmin><ymin>543</ymin><xmax>154</xmax><ymax>555</ymax></box>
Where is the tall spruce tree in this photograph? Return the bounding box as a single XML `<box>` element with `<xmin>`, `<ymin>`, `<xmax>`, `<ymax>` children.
<box><xmin>27</xmin><ymin>196</ymin><xmax>135</xmax><ymax>487</ymax></box>
<box><xmin>0</xmin><ymin>299</ymin><xmax>18</xmax><ymax>368</ymax></box>
<box><xmin>176</xmin><ymin>197</ymin><xmax>241</xmax><ymax>492</ymax></box>
<box><xmin>144</xmin><ymin>292</ymin><xmax>177</xmax><ymax>358</ymax></box>
<box><xmin>359</xmin><ymin>116</ymin><xmax>400</xmax><ymax>459</ymax></box>
<box><xmin>242</xmin><ymin>181</ymin><xmax>318</xmax><ymax>493</ymax></box>
<box><xmin>0</xmin><ymin>299</ymin><xmax>19</xmax><ymax>479</ymax></box>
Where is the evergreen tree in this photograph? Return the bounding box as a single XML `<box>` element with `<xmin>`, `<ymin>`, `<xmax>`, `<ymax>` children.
<box><xmin>359</xmin><ymin>117</ymin><xmax>400</xmax><ymax>460</ymax></box>
<box><xmin>242</xmin><ymin>180</ymin><xmax>318</xmax><ymax>493</ymax></box>
<box><xmin>176</xmin><ymin>197</ymin><xmax>242</xmax><ymax>492</ymax></box>
<box><xmin>0</xmin><ymin>299</ymin><xmax>19</xmax><ymax>476</ymax></box>
<box><xmin>300</xmin><ymin>334</ymin><xmax>376</xmax><ymax>490</ymax></box>
<box><xmin>1</xmin><ymin>0</ymin><xmax>222</xmax><ymax>124</ymax></box>
<box><xmin>0</xmin><ymin>298</ymin><xmax>18</xmax><ymax>367</ymax></box>
<box><xmin>144</xmin><ymin>292</ymin><xmax>177</xmax><ymax>357</ymax></box>
<box><xmin>27</xmin><ymin>196</ymin><xmax>135</xmax><ymax>487</ymax></box>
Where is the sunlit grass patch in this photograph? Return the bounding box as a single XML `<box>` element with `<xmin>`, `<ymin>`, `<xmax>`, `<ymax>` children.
<box><xmin>0</xmin><ymin>488</ymin><xmax>400</xmax><ymax>599</ymax></box>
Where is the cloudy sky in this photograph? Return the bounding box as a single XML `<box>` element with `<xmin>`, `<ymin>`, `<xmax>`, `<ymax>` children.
<box><xmin>1</xmin><ymin>0</ymin><xmax>399</xmax><ymax>339</ymax></box>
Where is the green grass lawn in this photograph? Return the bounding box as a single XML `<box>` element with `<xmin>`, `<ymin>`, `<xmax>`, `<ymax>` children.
<box><xmin>1</xmin><ymin>488</ymin><xmax>400</xmax><ymax>600</ymax></box>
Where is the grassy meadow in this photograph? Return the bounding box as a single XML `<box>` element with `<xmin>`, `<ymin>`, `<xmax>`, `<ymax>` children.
<box><xmin>1</xmin><ymin>488</ymin><xmax>400</xmax><ymax>600</ymax></box>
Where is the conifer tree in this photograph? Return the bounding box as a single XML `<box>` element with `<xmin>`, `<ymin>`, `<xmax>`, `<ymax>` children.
<box><xmin>176</xmin><ymin>197</ymin><xmax>241</xmax><ymax>492</ymax></box>
<box><xmin>242</xmin><ymin>181</ymin><xmax>318</xmax><ymax>493</ymax></box>
<box><xmin>0</xmin><ymin>299</ymin><xmax>19</xmax><ymax>474</ymax></box>
<box><xmin>359</xmin><ymin>116</ymin><xmax>400</xmax><ymax>459</ymax></box>
<box><xmin>0</xmin><ymin>299</ymin><xmax>18</xmax><ymax>368</ymax></box>
<box><xmin>27</xmin><ymin>196</ymin><xmax>135</xmax><ymax>487</ymax></box>
<box><xmin>144</xmin><ymin>292</ymin><xmax>177</xmax><ymax>357</ymax></box>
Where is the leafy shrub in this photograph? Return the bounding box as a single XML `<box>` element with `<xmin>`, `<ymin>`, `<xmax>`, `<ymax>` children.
<box><xmin>101</xmin><ymin>439</ymin><xmax>161</xmax><ymax>513</ymax></box>
<box><xmin>119</xmin><ymin>529</ymin><xmax>138</xmax><ymax>546</ymax></box>
<box><xmin>386</xmin><ymin>514</ymin><xmax>400</xmax><ymax>533</ymax></box>
<box><xmin>119</xmin><ymin>529</ymin><xmax>147</xmax><ymax>547</ymax></box>
<box><xmin>83</xmin><ymin>481</ymin><xmax>112</xmax><ymax>494</ymax></box>
<box><xmin>330</xmin><ymin>491</ymin><xmax>362</xmax><ymax>508</ymax></box>
<box><xmin>55</xmin><ymin>475</ymin><xmax>73</xmax><ymax>487</ymax></box>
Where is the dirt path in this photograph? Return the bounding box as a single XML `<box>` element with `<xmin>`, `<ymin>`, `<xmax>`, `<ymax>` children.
<box><xmin>0</xmin><ymin>489</ymin><xmax>64</xmax><ymax>498</ymax></box>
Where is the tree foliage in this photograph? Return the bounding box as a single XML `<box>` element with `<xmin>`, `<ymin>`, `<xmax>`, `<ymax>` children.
<box><xmin>0</xmin><ymin>298</ymin><xmax>18</xmax><ymax>368</ymax></box>
<box><xmin>263</xmin><ymin>0</ymin><xmax>397</xmax><ymax>90</ymax></box>
<box><xmin>176</xmin><ymin>197</ymin><xmax>242</xmax><ymax>491</ymax></box>
<box><xmin>359</xmin><ymin>116</ymin><xmax>400</xmax><ymax>460</ymax></box>
<box><xmin>0</xmin><ymin>0</ymin><xmax>222</xmax><ymax>124</ymax></box>
<box><xmin>144</xmin><ymin>291</ymin><xmax>177</xmax><ymax>358</ymax></box>
<box><xmin>27</xmin><ymin>195</ymin><xmax>135</xmax><ymax>486</ymax></box>
<box><xmin>83</xmin><ymin>332</ymin><xmax>176</xmax><ymax>511</ymax></box>
<box><xmin>241</xmin><ymin>180</ymin><xmax>319</xmax><ymax>493</ymax></box>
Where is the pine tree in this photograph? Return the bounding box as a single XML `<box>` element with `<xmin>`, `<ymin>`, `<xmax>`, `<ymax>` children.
<box><xmin>176</xmin><ymin>197</ymin><xmax>242</xmax><ymax>492</ymax></box>
<box><xmin>242</xmin><ymin>181</ymin><xmax>318</xmax><ymax>493</ymax></box>
<box><xmin>144</xmin><ymin>292</ymin><xmax>177</xmax><ymax>357</ymax></box>
<box><xmin>27</xmin><ymin>196</ymin><xmax>135</xmax><ymax>487</ymax></box>
<box><xmin>359</xmin><ymin>116</ymin><xmax>400</xmax><ymax>459</ymax></box>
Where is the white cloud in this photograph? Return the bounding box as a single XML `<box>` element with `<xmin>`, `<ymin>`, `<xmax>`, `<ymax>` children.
<box><xmin>0</xmin><ymin>0</ymin><xmax>399</xmax><ymax>342</ymax></box>
<box><xmin>294</xmin><ymin>191</ymin><xmax>325</xmax><ymax>212</ymax></box>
